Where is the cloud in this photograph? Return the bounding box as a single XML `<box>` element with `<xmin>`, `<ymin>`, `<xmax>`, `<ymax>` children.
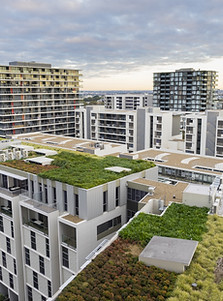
<box><xmin>0</xmin><ymin>0</ymin><xmax>223</xmax><ymax>88</ymax></box>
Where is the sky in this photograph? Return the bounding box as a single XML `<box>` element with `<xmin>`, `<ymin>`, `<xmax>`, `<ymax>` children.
<box><xmin>1</xmin><ymin>0</ymin><xmax>223</xmax><ymax>90</ymax></box>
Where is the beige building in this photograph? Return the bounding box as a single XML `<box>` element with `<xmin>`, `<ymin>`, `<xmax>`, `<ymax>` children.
<box><xmin>0</xmin><ymin>61</ymin><xmax>82</xmax><ymax>137</ymax></box>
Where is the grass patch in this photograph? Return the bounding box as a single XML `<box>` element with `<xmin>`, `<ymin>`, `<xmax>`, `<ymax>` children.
<box><xmin>57</xmin><ymin>238</ymin><xmax>177</xmax><ymax>301</ymax></box>
<box><xmin>168</xmin><ymin>215</ymin><xmax>223</xmax><ymax>301</ymax></box>
<box><xmin>119</xmin><ymin>203</ymin><xmax>209</xmax><ymax>246</ymax></box>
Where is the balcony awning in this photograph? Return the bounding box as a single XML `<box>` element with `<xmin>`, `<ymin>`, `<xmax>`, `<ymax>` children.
<box><xmin>0</xmin><ymin>170</ymin><xmax>27</xmax><ymax>181</ymax></box>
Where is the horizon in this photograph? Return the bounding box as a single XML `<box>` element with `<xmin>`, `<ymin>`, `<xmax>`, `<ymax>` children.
<box><xmin>1</xmin><ymin>1</ymin><xmax>223</xmax><ymax>90</ymax></box>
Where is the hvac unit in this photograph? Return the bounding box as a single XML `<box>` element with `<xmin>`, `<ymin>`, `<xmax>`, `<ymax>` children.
<box><xmin>22</xmin><ymin>150</ymin><xmax>29</xmax><ymax>158</ymax></box>
<box><xmin>15</xmin><ymin>151</ymin><xmax>21</xmax><ymax>160</ymax></box>
<box><xmin>7</xmin><ymin>152</ymin><xmax>14</xmax><ymax>160</ymax></box>
<box><xmin>0</xmin><ymin>154</ymin><xmax>6</xmax><ymax>162</ymax></box>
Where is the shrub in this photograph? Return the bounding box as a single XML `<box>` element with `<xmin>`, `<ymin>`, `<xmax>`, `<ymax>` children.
<box><xmin>119</xmin><ymin>203</ymin><xmax>209</xmax><ymax>246</ymax></box>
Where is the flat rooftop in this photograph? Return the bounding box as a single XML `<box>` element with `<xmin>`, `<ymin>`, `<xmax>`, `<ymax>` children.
<box><xmin>183</xmin><ymin>184</ymin><xmax>210</xmax><ymax>195</ymax></box>
<box><xmin>140</xmin><ymin>236</ymin><xmax>198</xmax><ymax>265</ymax></box>
<box><xmin>0</xmin><ymin>146</ymin><xmax>155</xmax><ymax>189</ymax></box>
<box><xmin>61</xmin><ymin>214</ymin><xmax>83</xmax><ymax>224</ymax></box>
<box><xmin>129</xmin><ymin>178</ymin><xmax>189</xmax><ymax>206</ymax></box>
<box><xmin>123</xmin><ymin>148</ymin><xmax>223</xmax><ymax>176</ymax></box>
<box><xmin>13</xmin><ymin>133</ymin><xmax>125</xmax><ymax>155</ymax></box>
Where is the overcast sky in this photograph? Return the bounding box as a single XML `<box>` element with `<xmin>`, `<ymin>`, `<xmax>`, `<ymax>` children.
<box><xmin>1</xmin><ymin>0</ymin><xmax>223</xmax><ymax>90</ymax></box>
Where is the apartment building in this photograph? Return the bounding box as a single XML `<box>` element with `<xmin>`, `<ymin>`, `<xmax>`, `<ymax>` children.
<box><xmin>153</xmin><ymin>68</ymin><xmax>218</xmax><ymax>111</ymax></box>
<box><xmin>121</xmin><ymin>148</ymin><xmax>223</xmax><ymax>186</ymax></box>
<box><xmin>146</xmin><ymin>109</ymin><xmax>182</xmax><ymax>150</ymax></box>
<box><xmin>87</xmin><ymin>106</ymin><xmax>139</xmax><ymax>152</ymax></box>
<box><xmin>0</xmin><ymin>61</ymin><xmax>82</xmax><ymax>137</ymax></box>
<box><xmin>0</xmin><ymin>136</ymin><xmax>157</xmax><ymax>300</ymax></box>
<box><xmin>181</xmin><ymin>110</ymin><xmax>223</xmax><ymax>157</ymax></box>
<box><xmin>83</xmin><ymin>106</ymin><xmax>183</xmax><ymax>152</ymax></box>
<box><xmin>104</xmin><ymin>94</ymin><xmax>152</xmax><ymax>110</ymax></box>
<box><xmin>215</xmin><ymin>114</ymin><xmax>223</xmax><ymax>157</ymax></box>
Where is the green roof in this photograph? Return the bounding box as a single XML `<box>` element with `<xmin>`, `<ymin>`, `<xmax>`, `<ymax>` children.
<box><xmin>57</xmin><ymin>203</ymin><xmax>210</xmax><ymax>300</ymax></box>
<box><xmin>1</xmin><ymin>151</ymin><xmax>155</xmax><ymax>189</ymax></box>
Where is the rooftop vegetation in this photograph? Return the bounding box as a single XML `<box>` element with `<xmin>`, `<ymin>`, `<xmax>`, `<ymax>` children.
<box><xmin>119</xmin><ymin>203</ymin><xmax>209</xmax><ymax>246</ymax></box>
<box><xmin>1</xmin><ymin>160</ymin><xmax>58</xmax><ymax>174</ymax></box>
<box><xmin>1</xmin><ymin>151</ymin><xmax>155</xmax><ymax>189</ymax></box>
<box><xmin>57</xmin><ymin>238</ymin><xmax>177</xmax><ymax>301</ymax></box>
<box><xmin>39</xmin><ymin>151</ymin><xmax>155</xmax><ymax>188</ymax></box>
<box><xmin>167</xmin><ymin>214</ymin><xmax>223</xmax><ymax>301</ymax></box>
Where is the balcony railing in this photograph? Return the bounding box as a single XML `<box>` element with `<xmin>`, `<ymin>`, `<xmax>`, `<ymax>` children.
<box><xmin>62</xmin><ymin>234</ymin><xmax>76</xmax><ymax>249</ymax></box>
<box><xmin>0</xmin><ymin>205</ymin><xmax>12</xmax><ymax>217</ymax></box>
<box><xmin>24</xmin><ymin>219</ymin><xmax>48</xmax><ymax>235</ymax></box>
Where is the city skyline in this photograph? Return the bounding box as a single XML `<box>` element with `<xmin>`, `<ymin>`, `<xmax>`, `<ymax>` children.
<box><xmin>1</xmin><ymin>0</ymin><xmax>223</xmax><ymax>90</ymax></box>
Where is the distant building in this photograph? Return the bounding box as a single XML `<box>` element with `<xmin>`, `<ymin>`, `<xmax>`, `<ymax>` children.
<box><xmin>104</xmin><ymin>94</ymin><xmax>152</xmax><ymax>110</ymax></box>
<box><xmin>181</xmin><ymin>110</ymin><xmax>223</xmax><ymax>157</ymax></box>
<box><xmin>153</xmin><ymin>68</ymin><xmax>218</xmax><ymax>111</ymax></box>
<box><xmin>0</xmin><ymin>61</ymin><xmax>82</xmax><ymax>137</ymax></box>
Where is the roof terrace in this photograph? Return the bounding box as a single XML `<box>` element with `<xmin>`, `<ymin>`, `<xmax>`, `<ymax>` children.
<box><xmin>0</xmin><ymin>149</ymin><xmax>155</xmax><ymax>189</ymax></box>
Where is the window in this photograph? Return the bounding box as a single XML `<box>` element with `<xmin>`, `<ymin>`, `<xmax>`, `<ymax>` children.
<box><xmin>27</xmin><ymin>285</ymin><xmax>32</xmax><ymax>301</ymax></box>
<box><xmin>9</xmin><ymin>273</ymin><xmax>14</xmax><ymax>289</ymax></box>
<box><xmin>2</xmin><ymin>175</ymin><xmax>7</xmax><ymax>189</ymax></box>
<box><xmin>53</xmin><ymin>187</ymin><xmax>56</xmax><ymax>203</ymax></box>
<box><xmin>41</xmin><ymin>296</ymin><xmax>47</xmax><ymax>301</ymax></box>
<box><xmin>115</xmin><ymin>187</ymin><xmax>120</xmax><ymax>207</ymax></box>
<box><xmin>2</xmin><ymin>251</ymin><xmax>6</xmax><ymax>268</ymax></box>
<box><xmin>127</xmin><ymin>188</ymin><xmax>147</xmax><ymax>202</ymax></box>
<box><xmin>13</xmin><ymin>259</ymin><xmax>17</xmax><ymax>275</ymax></box>
<box><xmin>44</xmin><ymin>184</ymin><xmax>48</xmax><ymax>204</ymax></box>
<box><xmin>6</xmin><ymin>237</ymin><xmax>11</xmax><ymax>254</ymax></box>
<box><xmin>31</xmin><ymin>180</ymin><xmax>34</xmax><ymax>197</ymax></box>
<box><xmin>63</xmin><ymin>190</ymin><xmax>67</xmax><ymax>211</ymax></box>
<box><xmin>39</xmin><ymin>256</ymin><xmax>45</xmax><ymax>275</ymax></box>
<box><xmin>103</xmin><ymin>191</ymin><xmax>108</xmax><ymax>212</ymax></box>
<box><xmin>25</xmin><ymin>248</ymin><xmax>30</xmax><ymax>265</ymax></box>
<box><xmin>0</xmin><ymin>266</ymin><xmax>2</xmax><ymax>281</ymax></box>
<box><xmin>75</xmin><ymin>194</ymin><xmax>79</xmax><ymax>216</ymax></box>
<box><xmin>62</xmin><ymin>246</ymin><xmax>69</xmax><ymax>268</ymax></box>
<box><xmin>33</xmin><ymin>271</ymin><xmax>38</xmax><ymax>289</ymax></box>
<box><xmin>0</xmin><ymin>216</ymin><xmax>4</xmax><ymax>232</ymax></box>
<box><xmin>11</xmin><ymin>221</ymin><xmax>14</xmax><ymax>238</ymax></box>
<box><xmin>30</xmin><ymin>231</ymin><xmax>36</xmax><ymax>250</ymax></box>
<box><xmin>46</xmin><ymin>238</ymin><xmax>50</xmax><ymax>258</ymax></box>
<box><xmin>97</xmin><ymin>216</ymin><xmax>121</xmax><ymax>239</ymax></box>
<box><xmin>48</xmin><ymin>280</ymin><xmax>52</xmax><ymax>297</ymax></box>
<box><xmin>39</xmin><ymin>183</ymin><xmax>42</xmax><ymax>202</ymax></box>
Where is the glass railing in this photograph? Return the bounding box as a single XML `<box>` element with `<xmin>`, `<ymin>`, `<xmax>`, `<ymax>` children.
<box><xmin>62</xmin><ymin>234</ymin><xmax>76</xmax><ymax>249</ymax></box>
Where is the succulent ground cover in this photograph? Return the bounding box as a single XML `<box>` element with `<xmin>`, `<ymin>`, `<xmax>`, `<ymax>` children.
<box><xmin>167</xmin><ymin>214</ymin><xmax>223</xmax><ymax>301</ymax></box>
<box><xmin>119</xmin><ymin>203</ymin><xmax>209</xmax><ymax>246</ymax></box>
<box><xmin>39</xmin><ymin>151</ymin><xmax>155</xmax><ymax>188</ymax></box>
<box><xmin>57</xmin><ymin>238</ymin><xmax>177</xmax><ymax>301</ymax></box>
<box><xmin>0</xmin><ymin>150</ymin><xmax>154</xmax><ymax>188</ymax></box>
<box><xmin>1</xmin><ymin>151</ymin><xmax>155</xmax><ymax>188</ymax></box>
<box><xmin>0</xmin><ymin>159</ymin><xmax>59</xmax><ymax>174</ymax></box>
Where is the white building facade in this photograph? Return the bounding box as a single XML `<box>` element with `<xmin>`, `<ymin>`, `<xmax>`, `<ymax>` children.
<box><xmin>0</xmin><ymin>150</ymin><xmax>158</xmax><ymax>300</ymax></box>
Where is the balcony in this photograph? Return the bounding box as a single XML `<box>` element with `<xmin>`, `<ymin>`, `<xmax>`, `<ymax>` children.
<box><xmin>0</xmin><ymin>204</ymin><xmax>12</xmax><ymax>217</ymax></box>
<box><xmin>25</xmin><ymin>218</ymin><xmax>48</xmax><ymax>234</ymax></box>
<box><xmin>62</xmin><ymin>234</ymin><xmax>76</xmax><ymax>249</ymax></box>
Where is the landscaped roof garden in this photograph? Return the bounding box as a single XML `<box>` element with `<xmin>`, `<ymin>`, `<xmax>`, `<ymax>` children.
<box><xmin>168</xmin><ymin>214</ymin><xmax>223</xmax><ymax>301</ymax></box>
<box><xmin>57</xmin><ymin>203</ymin><xmax>210</xmax><ymax>300</ymax></box>
<box><xmin>119</xmin><ymin>203</ymin><xmax>209</xmax><ymax>246</ymax></box>
<box><xmin>1</xmin><ymin>151</ymin><xmax>155</xmax><ymax>189</ymax></box>
<box><xmin>57</xmin><ymin>239</ymin><xmax>177</xmax><ymax>301</ymax></box>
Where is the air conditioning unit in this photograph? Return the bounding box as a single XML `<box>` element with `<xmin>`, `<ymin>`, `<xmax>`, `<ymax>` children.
<box><xmin>22</xmin><ymin>150</ymin><xmax>29</xmax><ymax>158</ymax></box>
<box><xmin>7</xmin><ymin>152</ymin><xmax>14</xmax><ymax>160</ymax></box>
<box><xmin>0</xmin><ymin>154</ymin><xmax>6</xmax><ymax>162</ymax></box>
<box><xmin>15</xmin><ymin>151</ymin><xmax>21</xmax><ymax>160</ymax></box>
